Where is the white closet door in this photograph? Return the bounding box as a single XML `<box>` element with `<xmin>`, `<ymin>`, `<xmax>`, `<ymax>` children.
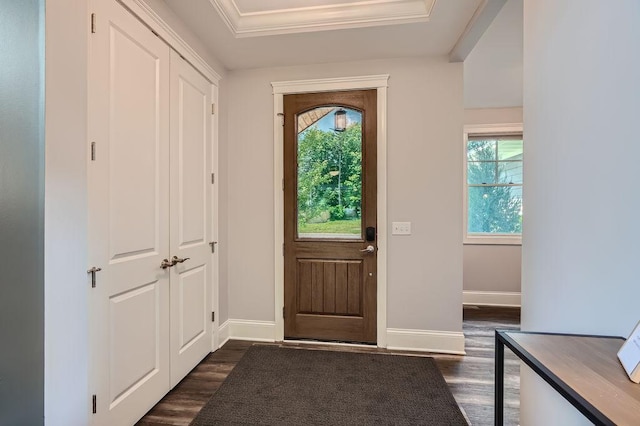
<box><xmin>88</xmin><ymin>0</ymin><xmax>170</xmax><ymax>424</ymax></box>
<box><xmin>169</xmin><ymin>51</ymin><xmax>213</xmax><ymax>387</ymax></box>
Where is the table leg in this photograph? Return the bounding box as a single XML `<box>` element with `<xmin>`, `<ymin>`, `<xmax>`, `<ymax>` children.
<box><xmin>495</xmin><ymin>331</ymin><xmax>504</xmax><ymax>426</ymax></box>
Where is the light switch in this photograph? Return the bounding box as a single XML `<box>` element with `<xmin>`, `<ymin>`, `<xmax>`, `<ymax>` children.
<box><xmin>392</xmin><ymin>222</ymin><xmax>411</xmax><ymax>235</ymax></box>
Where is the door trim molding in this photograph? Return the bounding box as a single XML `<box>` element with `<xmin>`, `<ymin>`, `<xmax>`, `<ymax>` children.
<box><xmin>272</xmin><ymin>75</ymin><xmax>390</xmax><ymax>347</ymax></box>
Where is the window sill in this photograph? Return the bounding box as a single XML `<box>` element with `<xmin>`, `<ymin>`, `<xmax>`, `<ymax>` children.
<box><xmin>464</xmin><ymin>235</ymin><xmax>522</xmax><ymax>246</ymax></box>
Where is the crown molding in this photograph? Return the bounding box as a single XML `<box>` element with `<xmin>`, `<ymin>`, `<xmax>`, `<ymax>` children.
<box><xmin>120</xmin><ymin>0</ymin><xmax>223</xmax><ymax>82</ymax></box>
<box><xmin>210</xmin><ymin>0</ymin><xmax>436</xmax><ymax>38</ymax></box>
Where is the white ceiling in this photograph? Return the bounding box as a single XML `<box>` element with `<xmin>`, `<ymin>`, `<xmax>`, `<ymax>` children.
<box><xmin>154</xmin><ymin>0</ymin><xmax>523</xmax><ymax>109</ymax></box>
<box><xmin>161</xmin><ymin>0</ymin><xmax>482</xmax><ymax>70</ymax></box>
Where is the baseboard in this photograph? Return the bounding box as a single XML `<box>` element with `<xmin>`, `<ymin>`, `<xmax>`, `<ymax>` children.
<box><xmin>226</xmin><ymin>319</ymin><xmax>277</xmax><ymax>342</ymax></box>
<box><xmin>463</xmin><ymin>291</ymin><xmax>521</xmax><ymax>307</ymax></box>
<box><xmin>218</xmin><ymin>320</ymin><xmax>230</xmax><ymax>348</ymax></box>
<box><xmin>386</xmin><ymin>328</ymin><xmax>466</xmax><ymax>355</ymax></box>
<box><xmin>222</xmin><ymin>320</ymin><xmax>466</xmax><ymax>354</ymax></box>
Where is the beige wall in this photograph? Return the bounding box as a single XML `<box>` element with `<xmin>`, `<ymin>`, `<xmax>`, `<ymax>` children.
<box><xmin>463</xmin><ymin>108</ymin><xmax>522</xmax><ymax>294</ymax></box>
<box><xmin>225</xmin><ymin>56</ymin><xmax>464</xmax><ymax>333</ymax></box>
<box><xmin>464</xmin><ymin>107</ymin><xmax>523</xmax><ymax>126</ymax></box>
<box><xmin>217</xmin><ymin>80</ymin><xmax>230</xmax><ymax>323</ymax></box>
<box><xmin>463</xmin><ymin>245</ymin><xmax>521</xmax><ymax>292</ymax></box>
<box><xmin>521</xmin><ymin>1</ymin><xmax>640</xmax><ymax>424</ymax></box>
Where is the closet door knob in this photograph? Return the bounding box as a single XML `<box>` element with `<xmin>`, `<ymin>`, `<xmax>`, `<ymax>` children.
<box><xmin>171</xmin><ymin>256</ymin><xmax>190</xmax><ymax>264</ymax></box>
<box><xmin>160</xmin><ymin>258</ymin><xmax>175</xmax><ymax>269</ymax></box>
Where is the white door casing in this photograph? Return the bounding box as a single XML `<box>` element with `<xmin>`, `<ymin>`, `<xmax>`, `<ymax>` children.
<box><xmin>169</xmin><ymin>50</ymin><xmax>213</xmax><ymax>387</ymax></box>
<box><xmin>88</xmin><ymin>0</ymin><xmax>171</xmax><ymax>424</ymax></box>
<box><xmin>272</xmin><ymin>75</ymin><xmax>389</xmax><ymax>347</ymax></box>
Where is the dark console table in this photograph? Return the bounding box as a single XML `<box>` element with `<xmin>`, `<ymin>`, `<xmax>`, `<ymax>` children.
<box><xmin>495</xmin><ymin>330</ymin><xmax>640</xmax><ymax>425</ymax></box>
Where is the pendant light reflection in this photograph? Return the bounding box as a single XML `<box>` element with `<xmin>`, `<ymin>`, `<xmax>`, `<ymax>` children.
<box><xmin>334</xmin><ymin>108</ymin><xmax>347</xmax><ymax>132</ymax></box>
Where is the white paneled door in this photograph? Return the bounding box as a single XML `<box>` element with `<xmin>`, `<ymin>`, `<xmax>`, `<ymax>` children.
<box><xmin>169</xmin><ymin>50</ymin><xmax>213</xmax><ymax>387</ymax></box>
<box><xmin>89</xmin><ymin>2</ymin><xmax>214</xmax><ymax>425</ymax></box>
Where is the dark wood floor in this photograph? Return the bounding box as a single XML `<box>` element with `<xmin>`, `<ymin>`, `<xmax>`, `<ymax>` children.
<box><xmin>138</xmin><ymin>306</ymin><xmax>520</xmax><ymax>426</ymax></box>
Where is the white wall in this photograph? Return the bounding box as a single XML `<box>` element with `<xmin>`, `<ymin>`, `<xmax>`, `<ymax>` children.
<box><xmin>225</xmin><ymin>57</ymin><xmax>464</xmax><ymax>335</ymax></box>
<box><xmin>521</xmin><ymin>1</ymin><xmax>640</xmax><ymax>424</ymax></box>
<box><xmin>464</xmin><ymin>0</ymin><xmax>523</xmax><ymax>109</ymax></box>
<box><xmin>44</xmin><ymin>0</ymin><xmax>90</xmax><ymax>423</ymax></box>
<box><xmin>463</xmin><ymin>108</ymin><xmax>522</xmax><ymax>296</ymax></box>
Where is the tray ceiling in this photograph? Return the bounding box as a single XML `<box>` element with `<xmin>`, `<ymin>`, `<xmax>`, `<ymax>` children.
<box><xmin>160</xmin><ymin>0</ymin><xmax>494</xmax><ymax>70</ymax></box>
<box><xmin>210</xmin><ymin>0</ymin><xmax>437</xmax><ymax>37</ymax></box>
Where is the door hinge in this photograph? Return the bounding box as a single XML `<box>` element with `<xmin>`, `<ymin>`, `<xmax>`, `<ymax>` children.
<box><xmin>91</xmin><ymin>142</ymin><xmax>96</xmax><ymax>161</ymax></box>
<box><xmin>209</xmin><ymin>241</ymin><xmax>217</xmax><ymax>253</ymax></box>
<box><xmin>277</xmin><ymin>113</ymin><xmax>284</xmax><ymax>126</ymax></box>
<box><xmin>282</xmin><ymin>307</ymin><xmax>285</xmax><ymax>319</ymax></box>
<box><xmin>211</xmin><ymin>103</ymin><xmax>216</xmax><ymax>115</ymax></box>
<box><xmin>211</xmin><ymin>312</ymin><xmax>215</xmax><ymax>322</ymax></box>
<box><xmin>211</xmin><ymin>173</ymin><xmax>215</xmax><ymax>184</ymax></box>
<box><xmin>282</xmin><ymin>178</ymin><xmax>284</xmax><ymax>191</ymax></box>
<box><xmin>282</xmin><ymin>243</ymin><xmax>285</xmax><ymax>256</ymax></box>
<box><xmin>92</xmin><ymin>394</ymin><xmax>97</xmax><ymax>414</ymax></box>
<box><xmin>90</xmin><ymin>13</ymin><xmax>96</xmax><ymax>34</ymax></box>
<box><xmin>87</xmin><ymin>267</ymin><xmax>102</xmax><ymax>288</ymax></box>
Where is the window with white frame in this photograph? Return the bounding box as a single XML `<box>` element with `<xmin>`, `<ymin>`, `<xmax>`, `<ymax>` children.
<box><xmin>464</xmin><ymin>126</ymin><xmax>523</xmax><ymax>244</ymax></box>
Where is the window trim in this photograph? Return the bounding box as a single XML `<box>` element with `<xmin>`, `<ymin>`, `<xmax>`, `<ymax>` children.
<box><xmin>463</xmin><ymin>124</ymin><xmax>523</xmax><ymax>246</ymax></box>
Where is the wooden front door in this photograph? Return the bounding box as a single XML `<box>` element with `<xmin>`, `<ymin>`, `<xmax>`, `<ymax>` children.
<box><xmin>284</xmin><ymin>90</ymin><xmax>377</xmax><ymax>344</ymax></box>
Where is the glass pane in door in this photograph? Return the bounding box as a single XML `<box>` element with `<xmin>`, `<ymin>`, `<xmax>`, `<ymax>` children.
<box><xmin>297</xmin><ymin>107</ymin><xmax>362</xmax><ymax>239</ymax></box>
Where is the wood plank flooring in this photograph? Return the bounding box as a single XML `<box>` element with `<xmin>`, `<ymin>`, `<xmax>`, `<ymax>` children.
<box><xmin>138</xmin><ymin>306</ymin><xmax>520</xmax><ymax>426</ymax></box>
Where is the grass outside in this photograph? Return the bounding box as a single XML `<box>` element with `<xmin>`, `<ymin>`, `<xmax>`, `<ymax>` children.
<box><xmin>298</xmin><ymin>219</ymin><xmax>361</xmax><ymax>235</ymax></box>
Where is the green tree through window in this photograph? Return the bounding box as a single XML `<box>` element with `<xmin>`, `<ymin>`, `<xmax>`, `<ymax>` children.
<box><xmin>297</xmin><ymin>122</ymin><xmax>362</xmax><ymax>235</ymax></box>
<box><xmin>467</xmin><ymin>136</ymin><xmax>523</xmax><ymax>235</ymax></box>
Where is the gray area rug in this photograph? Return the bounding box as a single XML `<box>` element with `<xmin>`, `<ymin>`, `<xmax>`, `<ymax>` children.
<box><xmin>191</xmin><ymin>345</ymin><xmax>468</xmax><ymax>425</ymax></box>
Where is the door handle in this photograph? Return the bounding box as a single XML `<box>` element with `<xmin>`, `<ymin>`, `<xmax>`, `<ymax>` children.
<box><xmin>171</xmin><ymin>255</ymin><xmax>190</xmax><ymax>264</ymax></box>
<box><xmin>160</xmin><ymin>258</ymin><xmax>174</xmax><ymax>269</ymax></box>
<box><xmin>360</xmin><ymin>245</ymin><xmax>375</xmax><ymax>253</ymax></box>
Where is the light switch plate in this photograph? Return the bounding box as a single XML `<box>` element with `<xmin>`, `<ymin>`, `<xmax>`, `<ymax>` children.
<box><xmin>392</xmin><ymin>222</ymin><xmax>411</xmax><ymax>235</ymax></box>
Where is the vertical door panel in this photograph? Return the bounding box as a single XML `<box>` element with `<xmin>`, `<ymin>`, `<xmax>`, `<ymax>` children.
<box><xmin>178</xmin><ymin>79</ymin><xmax>207</xmax><ymax>246</ymax></box>
<box><xmin>169</xmin><ymin>51</ymin><xmax>213</xmax><ymax>387</ymax></box>
<box><xmin>177</xmin><ymin>266</ymin><xmax>207</xmax><ymax>351</ymax></box>
<box><xmin>108</xmin><ymin>26</ymin><xmax>163</xmax><ymax>262</ymax></box>
<box><xmin>109</xmin><ymin>282</ymin><xmax>161</xmax><ymax>405</ymax></box>
<box><xmin>89</xmin><ymin>1</ymin><xmax>171</xmax><ymax>424</ymax></box>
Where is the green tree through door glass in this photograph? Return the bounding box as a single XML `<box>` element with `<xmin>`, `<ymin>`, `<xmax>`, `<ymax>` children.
<box><xmin>297</xmin><ymin>107</ymin><xmax>362</xmax><ymax>239</ymax></box>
